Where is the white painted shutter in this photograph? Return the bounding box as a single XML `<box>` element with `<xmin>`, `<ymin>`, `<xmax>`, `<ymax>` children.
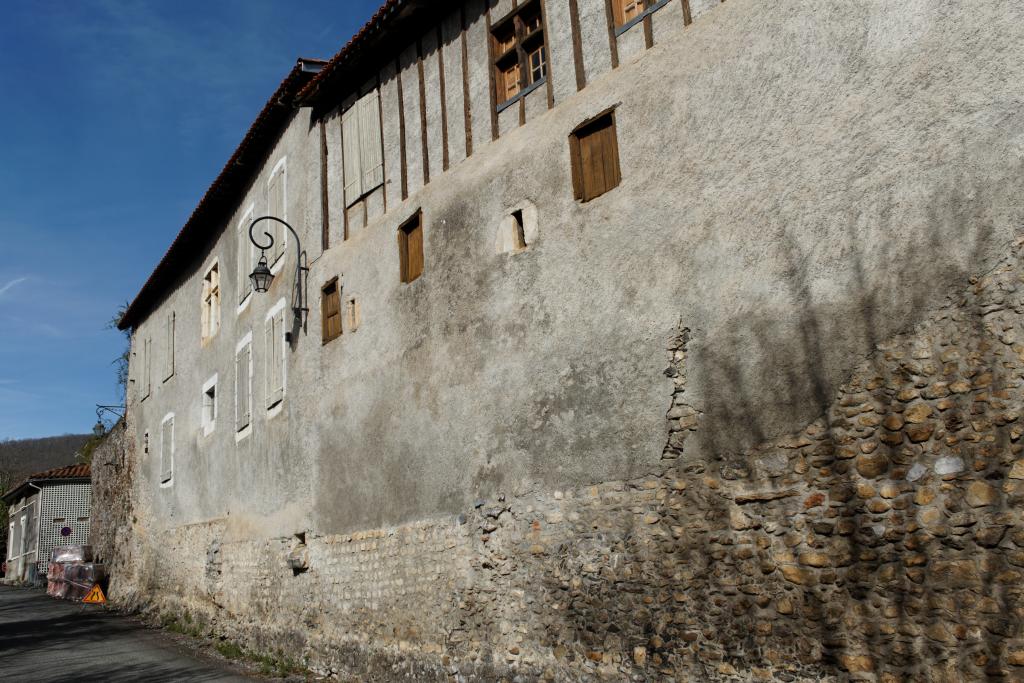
<box><xmin>164</xmin><ymin>313</ymin><xmax>174</xmax><ymax>380</ymax></box>
<box><xmin>273</xmin><ymin>309</ymin><xmax>285</xmax><ymax>405</ymax></box>
<box><xmin>342</xmin><ymin>106</ymin><xmax>362</xmax><ymax>205</ymax></box>
<box><xmin>269</xmin><ymin>170</ymin><xmax>285</xmax><ymax>264</ymax></box>
<box><xmin>143</xmin><ymin>338</ymin><xmax>152</xmax><ymax>398</ymax></box>
<box><xmin>236</xmin><ymin>344</ymin><xmax>251</xmax><ymax>430</ymax></box>
<box><xmin>358</xmin><ymin>90</ymin><xmax>384</xmax><ymax>192</ymax></box>
<box><xmin>160</xmin><ymin>418</ymin><xmax>173</xmax><ymax>483</ymax></box>
<box><xmin>239</xmin><ymin>226</ymin><xmax>251</xmax><ymax>303</ymax></box>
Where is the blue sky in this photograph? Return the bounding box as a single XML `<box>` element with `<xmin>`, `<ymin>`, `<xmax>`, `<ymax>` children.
<box><xmin>0</xmin><ymin>0</ymin><xmax>380</xmax><ymax>440</ymax></box>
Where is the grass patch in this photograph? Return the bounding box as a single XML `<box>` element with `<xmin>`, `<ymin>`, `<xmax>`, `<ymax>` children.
<box><xmin>216</xmin><ymin>640</ymin><xmax>245</xmax><ymax>660</ymax></box>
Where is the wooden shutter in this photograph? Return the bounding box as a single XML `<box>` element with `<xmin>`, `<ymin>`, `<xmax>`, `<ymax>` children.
<box><xmin>342</xmin><ymin>106</ymin><xmax>362</xmax><ymax>205</ymax></box>
<box><xmin>142</xmin><ymin>337</ymin><xmax>152</xmax><ymax>398</ymax></box>
<box><xmin>164</xmin><ymin>313</ymin><xmax>174</xmax><ymax>380</ymax></box>
<box><xmin>266</xmin><ymin>312</ymin><xmax>284</xmax><ymax>408</ymax></box>
<box><xmin>358</xmin><ymin>91</ymin><xmax>384</xmax><ymax>192</ymax></box>
<box><xmin>239</xmin><ymin>222</ymin><xmax>252</xmax><ymax>303</ymax></box>
<box><xmin>236</xmin><ymin>344</ymin><xmax>251</xmax><ymax>430</ymax></box>
<box><xmin>269</xmin><ymin>169</ymin><xmax>285</xmax><ymax>264</ymax></box>
<box><xmin>399</xmin><ymin>213</ymin><xmax>424</xmax><ymax>283</ymax></box>
<box><xmin>571</xmin><ymin>112</ymin><xmax>621</xmax><ymax>202</ymax></box>
<box><xmin>160</xmin><ymin>417</ymin><xmax>173</xmax><ymax>483</ymax></box>
<box><xmin>321</xmin><ymin>280</ymin><xmax>341</xmax><ymax>343</ymax></box>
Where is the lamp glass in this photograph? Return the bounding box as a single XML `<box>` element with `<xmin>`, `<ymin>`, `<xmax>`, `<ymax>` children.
<box><xmin>250</xmin><ymin>253</ymin><xmax>274</xmax><ymax>293</ymax></box>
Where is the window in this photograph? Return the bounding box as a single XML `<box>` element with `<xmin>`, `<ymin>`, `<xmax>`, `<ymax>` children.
<box><xmin>268</xmin><ymin>161</ymin><xmax>287</xmax><ymax>266</ymax></box>
<box><xmin>342</xmin><ymin>90</ymin><xmax>384</xmax><ymax>208</ymax></box>
<box><xmin>163</xmin><ymin>312</ymin><xmax>175</xmax><ymax>381</ymax></box>
<box><xmin>202</xmin><ymin>261</ymin><xmax>221</xmax><ymax>342</ymax></box>
<box><xmin>143</xmin><ymin>431</ymin><xmax>150</xmax><ymax>455</ymax></box>
<box><xmin>345</xmin><ymin>297</ymin><xmax>361</xmax><ymax>333</ymax></box>
<box><xmin>398</xmin><ymin>211</ymin><xmax>424</xmax><ymax>284</ymax></box>
<box><xmin>201</xmin><ymin>375</ymin><xmax>217</xmax><ymax>436</ymax></box>
<box><xmin>235</xmin><ymin>334</ymin><xmax>253</xmax><ymax>436</ymax></box>
<box><xmin>495</xmin><ymin>203</ymin><xmax>539</xmax><ymax>254</ymax></box>
<box><xmin>612</xmin><ymin>0</ymin><xmax>669</xmax><ymax>30</ymax></box>
<box><xmin>160</xmin><ymin>414</ymin><xmax>174</xmax><ymax>486</ymax></box>
<box><xmin>238</xmin><ymin>206</ymin><xmax>254</xmax><ymax>306</ymax></box>
<box><xmin>140</xmin><ymin>336</ymin><xmax>152</xmax><ymax>400</ymax></box>
<box><xmin>321</xmin><ymin>278</ymin><xmax>342</xmax><ymax>344</ymax></box>
<box><xmin>265</xmin><ymin>301</ymin><xmax>286</xmax><ymax>411</ymax></box>
<box><xmin>569</xmin><ymin>110</ymin><xmax>622</xmax><ymax>202</ymax></box>
<box><xmin>491</xmin><ymin>0</ymin><xmax>548</xmax><ymax>106</ymax></box>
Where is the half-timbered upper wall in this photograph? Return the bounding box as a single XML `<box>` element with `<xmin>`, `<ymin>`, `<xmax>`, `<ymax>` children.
<box><xmin>319</xmin><ymin>0</ymin><xmax>717</xmax><ymax>244</ymax></box>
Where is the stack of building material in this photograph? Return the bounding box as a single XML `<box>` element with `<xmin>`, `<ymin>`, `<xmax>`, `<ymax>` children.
<box><xmin>46</xmin><ymin>545</ymin><xmax>105</xmax><ymax>601</ymax></box>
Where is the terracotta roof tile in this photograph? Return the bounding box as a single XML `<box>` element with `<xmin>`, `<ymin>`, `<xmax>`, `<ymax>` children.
<box><xmin>2</xmin><ymin>463</ymin><xmax>91</xmax><ymax>504</ymax></box>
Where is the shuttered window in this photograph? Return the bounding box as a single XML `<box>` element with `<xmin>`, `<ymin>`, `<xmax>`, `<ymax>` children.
<box><xmin>569</xmin><ymin>111</ymin><xmax>622</xmax><ymax>203</ymax></box>
<box><xmin>163</xmin><ymin>312</ymin><xmax>175</xmax><ymax>381</ymax></box>
<box><xmin>202</xmin><ymin>262</ymin><xmax>221</xmax><ymax>341</ymax></box>
<box><xmin>160</xmin><ymin>415</ymin><xmax>174</xmax><ymax>484</ymax></box>
<box><xmin>268</xmin><ymin>164</ymin><xmax>286</xmax><ymax>265</ymax></box>
<box><xmin>341</xmin><ymin>90</ymin><xmax>384</xmax><ymax>207</ymax></box>
<box><xmin>238</xmin><ymin>209</ymin><xmax>254</xmax><ymax>305</ymax></box>
<box><xmin>321</xmin><ymin>278</ymin><xmax>342</xmax><ymax>344</ymax></box>
<box><xmin>491</xmin><ymin>0</ymin><xmax>548</xmax><ymax>106</ymax></box>
<box><xmin>141</xmin><ymin>337</ymin><xmax>152</xmax><ymax>400</ymax></box>
<box><xmin>398</xmin><ymin>212</ymin><xmax>424</xmax><ymax>284</ymax></box>
<box><xmin>613</xmin><ymin>0</ymin><xmax>644</xmax><ymax>26</ymax></box>
<box><xmin>265</xmin><ymin>309</ymin><xmax>285</xmax><ymax>409</ymax></box>
<box><xmin>235</xmin><ymin>340</ymin><xmax>252</xmax><ymax>432</ymax></box>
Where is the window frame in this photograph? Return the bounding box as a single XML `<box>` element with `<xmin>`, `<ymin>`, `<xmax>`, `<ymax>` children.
<box><xmin>267</xmin><ymin>158</ymin><xmax>288</xmax><ymax>272</ymax></box>
<box><xmin>491</xmin><ymin>0</ymin><xmax>549</xmax><ymax>112</ymax></box>
<box><xmin>398</xmin><ymin>210</ymin><xmax>425</xmax><ymax>284</ymax></box>
<box><xmin>237</xmin><ymin>204</ymin><xmax>255</xmax><ymax>311</ymax></box>
<box><xmin>569</xmin><ymin>108</ymin><xmax>622</xmax><ymax>203</ymax></box>
<box><xmin>201</xmin><ymin>259</ymin><xmax>221</xmax><ymax>343</ymax></box>
<box><xmin>201</xmin><ymin>374</ymin><xmax>218</xmax><ymax>437</ymax></box>
<box><xmin>612</xmin><ymin>0</ymin><xmax>671</xmax><ymax>33</ymax></box>
<box><xmin>159</xmin><ymin>413</ymin><xmax>174</xmax><ymax>488</ymax></box>
<box><xmin>162</xmin><ymin>311</ymin><xmax>175</xmax><ymax>382</ymax></box>
<box><xmin>321</xmin><ymin>277</ymin><xmax>342</xmax><ymax>345</ymax></box>
<box><xmin>264</xmin><ymin>298</ymin><xmax>287</xmax><ymax>418</ymax></box>
<box><xmin>235</xmin><ymin>332</ymin><xmax>253</xmax><ymax>442</ymax></box>
<box><xmin>341</xmin><ymin>89</ymin><xmax>385</xmax><ymax>209</ymax></box>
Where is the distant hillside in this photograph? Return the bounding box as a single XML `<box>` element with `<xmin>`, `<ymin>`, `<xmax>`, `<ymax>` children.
<box><xmin>0</xmin><ymin>434</ymin><xmax>91</xmax><ymax>488</ymax></box>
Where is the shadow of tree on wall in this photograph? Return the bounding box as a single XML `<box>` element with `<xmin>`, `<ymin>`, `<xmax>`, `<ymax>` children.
<box><xmin>491</xmin><ymin>168</ymin><xmax>1024</xmax><ymax>681</ymax></box>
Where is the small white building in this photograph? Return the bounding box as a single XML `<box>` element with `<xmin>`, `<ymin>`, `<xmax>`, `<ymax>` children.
<box><xmin>3</xmin><ymin>464</ymin><xmax>91</xmax><ymax>584</ymax></box>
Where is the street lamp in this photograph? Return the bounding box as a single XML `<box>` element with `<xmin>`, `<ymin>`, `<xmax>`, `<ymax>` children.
<box><xmin>247</xmin><ymin>216</ymin><xmax>309</xmax><ymax>332</ymax></box>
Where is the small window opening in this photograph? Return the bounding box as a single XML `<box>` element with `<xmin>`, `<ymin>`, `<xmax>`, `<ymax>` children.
<box><xmin>345</xmin><ymin>297</ymin><xmax>361</xmax><ymax>333</ymax></box>
<box><xmin>202</xmin><ymin>381</ymin><xmax>217</xmax><ymax>435</ymax></box>
<box><xmin>569</xmin><ymin>110</ymin><xmax>622</xmax><ymax>203</ymax></box>
<box><xmin>321</xmin><ymin>278</ymin><xmax>342</xmax><ymax>344</ymax></box>
<box><xmin>398</xmin><ymin>211</ymin><xmax>424</xmax><ymax>283</ymax></box>
<box><xmin>496</xmin><ymin>202</ymin><xmax>539</xmax><ymax>254</ymax></box>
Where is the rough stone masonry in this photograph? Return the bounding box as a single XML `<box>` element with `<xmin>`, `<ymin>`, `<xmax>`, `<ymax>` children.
<box><xmin>94</xmin><ymin>0</ymin><xmax>1024</xmax><ymax>680</ymax></box>
<box><xmin>94</xmin><ymin>237</ymin><xmax>1024</xmax><ymax>681</ymax></box>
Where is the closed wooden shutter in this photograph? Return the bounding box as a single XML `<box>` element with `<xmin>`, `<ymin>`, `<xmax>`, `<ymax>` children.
<box><xmin>268</xmin><ymin>169</ymin><xmax>285</xmax><ymax>264</ymax></box>
<box><xmin>321</xmin><ymin>280</ymin><xmax>342</xmax><ymax>343</ymax></box>
<box><xmin>571</xmin><ymin>112</ymin><xmax>621</xmax><ymax>202</ymax></box>
<box><xmin>160</xmin><ymin>417</ymin><xmax>173</xmax><ymax>483</ymax></box>
<box><xmin>164</xmin><ymin>312</ymin><xmax>174</xmax><ymax>380</ymax></box>
<box><xmin>358</xmin><ymin>90</ymin><xmax>384</xmax><ymax>192</ymax></box>
<box><xmin>399</xmin><ymin>213</ymin><xmax>424</xmax><ymax>283</ymax></box>
<box><xmin>342</xmin><ymin>106</ymin><xmax>362</xmax><ymax>205</ymax></box>
<box><xmin>238</xmin><ymin>221</ymin><xmax>252</xmax><ymax>303</ymax></box>
<box><xmin>266</xmin><ymin>312</ymin><xmax>284</xmax><ymax>408</ymax></box>
<box><xmin>236</xmin><ymin>344</ymin><xmax>251</xmax><ymax>431</ymax></box>
<box><xmin>142</xmin><ymin>337</ymin><xmax>152</xmax><ymax>398</ymax></box>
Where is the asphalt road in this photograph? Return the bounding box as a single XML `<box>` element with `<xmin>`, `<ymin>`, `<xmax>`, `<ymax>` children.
<box><xmin>0</xmin><ymin>585</ymin><xmax>254</xmax><ymax>682</ymax></box>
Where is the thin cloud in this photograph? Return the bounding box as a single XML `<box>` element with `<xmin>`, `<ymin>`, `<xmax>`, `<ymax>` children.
<box><xmin>0</xmin><ymin>277</ymin><xmax>27</xmax><ymax>298</ymax></box>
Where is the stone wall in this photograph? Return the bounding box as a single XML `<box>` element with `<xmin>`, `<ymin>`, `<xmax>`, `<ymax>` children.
<box><xmin>107</xmin><ymin>239</ymin><xmax>1024</xmax><ymax>680</ymax></box>
<box><xmin>90</xmin><ymin>420</ymin><xmax>141</xmax><ymax>602</ymax></box>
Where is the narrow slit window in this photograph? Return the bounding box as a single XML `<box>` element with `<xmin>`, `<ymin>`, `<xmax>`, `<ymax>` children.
<box><xmin>201</xmin><ymin>376</ymin><xmax>217</xmax><ymax>436</ymax></box>
<box><xmin>345</xmin><ymin>297</ymin><xmax>361</xmax><ymax>333</ymax></box>
<box><xmin>398</xmin><ymin>212</ymin><xmax>424</xmax><ymax>284</ymax></box>
<box><xmin>321</xmin><ymin>278</ymin><xmax>342</xmax><ymax>344</ymax></box>
<box><xmin>569</xmin><ymin>111</ymin><xmax>622</xmax><ymax>203</ymax></box>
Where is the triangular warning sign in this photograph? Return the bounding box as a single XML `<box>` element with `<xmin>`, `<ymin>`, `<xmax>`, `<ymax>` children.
<box><xmin>82</xmin><ymin>584</ymin><xmax>107</xmax><ymax>604</ymax></box>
